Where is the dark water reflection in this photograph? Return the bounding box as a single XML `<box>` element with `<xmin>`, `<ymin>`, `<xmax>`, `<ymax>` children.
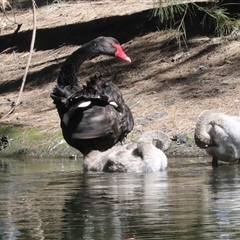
<box><xmin>0</xmin><ymin>157</ymin><xmax>240</xmax><ymax>240</ymax></box>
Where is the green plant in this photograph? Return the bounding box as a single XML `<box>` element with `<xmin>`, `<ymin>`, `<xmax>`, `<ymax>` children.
<box><xmin>196</xmin><ymin>2</ymin><xmax>240</xmax><ymax>36</ymax></box>
<box><xmin>151</xmin><ymin>1</ymin><xmax>190</xmax><ymax>48</ymax></box>
<box><xmin>151</xmin><ymin>0</ymin><xmax>240</xmax><ymax>48</ymax></box>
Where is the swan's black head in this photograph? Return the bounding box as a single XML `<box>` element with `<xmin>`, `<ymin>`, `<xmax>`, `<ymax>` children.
<box><xmin>91</xmin><ymin>36</ymin><xmax>131</xmax><ymax>63</ymax></box>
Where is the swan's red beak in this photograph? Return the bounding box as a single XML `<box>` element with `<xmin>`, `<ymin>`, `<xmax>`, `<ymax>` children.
<box><xmin>113</xmin><ymin>44</ymin><xmax>131</xmax><ymax>63</ymax></box>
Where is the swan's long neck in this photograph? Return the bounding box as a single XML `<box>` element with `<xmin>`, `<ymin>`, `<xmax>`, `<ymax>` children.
<box><xmin>195</xmin><ymin>111</ymin><xmax>213</xmax><ymax>147</ymax></box>
<box><xmin>57</xmin><ymin>41</ymin><xmax>99</xmax><ymax>87</ymax></box>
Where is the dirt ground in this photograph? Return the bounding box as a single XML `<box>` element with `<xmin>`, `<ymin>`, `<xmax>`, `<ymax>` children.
<box><xmin>0</xmin><ymin>1</ymin><xmax>240</xmax><ymax>157</ymax></box>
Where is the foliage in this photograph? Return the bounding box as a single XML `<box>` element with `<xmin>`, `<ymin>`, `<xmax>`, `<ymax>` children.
<box><xmin>151</xmin><ymin>0</ymin><xmax>240</xmax><ymax>48</ymax></box>
<box><xmin>198</xmin><ymin>2</ymin><xmax>240</xmax><ymax>35</ymax></box>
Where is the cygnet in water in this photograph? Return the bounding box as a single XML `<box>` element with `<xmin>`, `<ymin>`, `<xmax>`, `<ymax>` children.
<box><xmin>84</xmin><ymin>130</ymin><xmax>171</xmax><ymax>172</ymax></box>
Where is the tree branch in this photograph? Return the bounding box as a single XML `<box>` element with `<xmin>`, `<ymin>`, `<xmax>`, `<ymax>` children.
<box><xmin>1</xmin><ymin>0</ymin><xmax>37</xmax><ymax>119</ymax></box>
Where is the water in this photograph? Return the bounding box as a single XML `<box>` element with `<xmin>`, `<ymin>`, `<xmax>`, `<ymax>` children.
<box><xmin>0</xmin><ymin>157</ymin><xmax>240</xmax><ymax>240</ymax></box>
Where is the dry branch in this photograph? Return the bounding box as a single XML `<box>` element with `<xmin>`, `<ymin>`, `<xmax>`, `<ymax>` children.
<box><xmin>1</xmin><ymin>0</ymin><xmax>37</xmax><ymax>119</ymax></box>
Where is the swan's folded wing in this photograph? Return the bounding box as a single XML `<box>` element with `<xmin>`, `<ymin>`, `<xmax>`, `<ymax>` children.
<box><xmin>51</xmin><ymin>85</ymin><xmax>83</xmax><ymax>107</ymax></box>
<box><xmin>70</xmin><ymin>105</ymin><xmax>122</xmax><ymax>139</ymax></box>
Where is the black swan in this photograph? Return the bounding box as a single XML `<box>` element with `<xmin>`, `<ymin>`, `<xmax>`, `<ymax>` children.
<box><xmin>51</xmin><ymin>36</ymin><xmax>134</xmax><ymax>155</ymax></box>
<box><xmin>84</xmin><ymin>130</ymin><xmax>171</xmax><ymax>172</ymax></box>
<box><xmin>194</xmin><ymin>110</ymin><xmax>240</xmax><ymax>167</ymax></box>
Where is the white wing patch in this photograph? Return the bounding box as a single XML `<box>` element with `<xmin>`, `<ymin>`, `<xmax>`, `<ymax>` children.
<box><xmin>63</xmin><ymin>101</ymin><xmax>91</xmax><ymax>126</ymax></box>
<box><xmin>109</xmin><ymin>101</ymin><xmax>118</xmax><ymax>108</ymax></box>
<box><xmin>78</xmin><ymin>101</ymin><xmax>91</xmax><ymax>108</ymax></box>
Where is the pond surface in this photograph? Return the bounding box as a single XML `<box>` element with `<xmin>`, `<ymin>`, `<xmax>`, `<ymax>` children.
<box><xmin>0</xmin><ymin>156</ymin><xmax>240</xmax><ymax>240</ymax></box>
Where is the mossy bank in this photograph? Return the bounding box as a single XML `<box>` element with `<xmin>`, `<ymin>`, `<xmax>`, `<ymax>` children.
<box><xmin>0</xmin><ymin>124</ymin><xmax>207</xmax><ymax>159</ymax></box>
<box><xmin>0</xmin><ymin>125</ymin><xmax>80</xmax><ymax>158</ymax></box>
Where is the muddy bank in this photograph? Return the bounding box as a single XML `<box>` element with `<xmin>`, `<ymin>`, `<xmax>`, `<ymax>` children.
<box><xmin>0</xmin><ymin>126</ymin><xmax>207</xmax><ymax>160</ymax></box>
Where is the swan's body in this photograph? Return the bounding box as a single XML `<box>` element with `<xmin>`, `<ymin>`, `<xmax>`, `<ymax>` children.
<box><xmin>51</xmin><ymin>37</ymin><xmax>133</xmax><ymax>155</ymax></box>
<box><xmin>194</xmin><ymin>110</ymin><xmax>240</xmax><ymax>167</ymax></box>
<box><xmin>84</xmin><ymin>130</ymin><xmax>171</xmax><ymax>172</ymax></box>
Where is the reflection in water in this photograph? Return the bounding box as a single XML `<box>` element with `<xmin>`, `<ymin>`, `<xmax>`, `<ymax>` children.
<box><xmin>64</xmin><ymin>172</ymin><xmax>169</xmax><ymax>240</ymax></box>
<box><xmin>0</xmin><ymin>157</ymin><xmax>240</xmax><ymax>239</ymax></box>
<box><xmin>0</xmin><ymin>157</ymin><xmax>83</xmax><ymax>240</ymax></box>
<box><xmin>203</xmin><ymin>166</ymin><xmax>240</xmax><ymax>240</ymax></box>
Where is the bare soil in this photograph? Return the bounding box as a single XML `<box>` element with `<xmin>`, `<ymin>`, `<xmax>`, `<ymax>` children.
<box><xmin>0</xmin><ymin>1</ymin><xmax>240</xmax><ymax>157</ymax></box>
